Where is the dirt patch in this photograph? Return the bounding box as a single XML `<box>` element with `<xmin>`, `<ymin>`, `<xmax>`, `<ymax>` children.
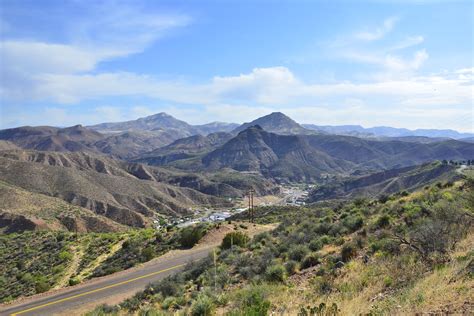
<box><xmin>196</xmin><ymin>221</ymin><xmax>277</xmax><ymax>248</ymax></box>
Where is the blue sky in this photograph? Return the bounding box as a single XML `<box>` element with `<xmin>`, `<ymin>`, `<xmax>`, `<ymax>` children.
<box><xmin>1</xmin><ymin>0</ymin><xmax>473</xmax><ymax>132</ymax></box>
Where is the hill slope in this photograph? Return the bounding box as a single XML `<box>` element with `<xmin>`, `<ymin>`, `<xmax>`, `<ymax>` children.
<box><xmin>0</xmin><ymin>152</ymin><xmax>231</xmax><ymax>228</ymax></box>
<box><xmin>0</xmin><ymin>125</ymin><xmax>103</xmax><ymax>153</ymax></box>
<box><xmin>307</xmin><ymin>162</ymin><xmax>459</xmax><ymax>202</ymax></box>
<box><xmin>0</xmin><ymin>181</ymin><xmax>124</xmax><ymax>233</ymax></box>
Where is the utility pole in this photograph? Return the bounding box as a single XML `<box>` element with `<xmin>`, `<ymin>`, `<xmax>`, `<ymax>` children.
<box><xmin>247</xmin><ymin>189</ymin><xmax>255</xmax><ymax>223</ymax></box>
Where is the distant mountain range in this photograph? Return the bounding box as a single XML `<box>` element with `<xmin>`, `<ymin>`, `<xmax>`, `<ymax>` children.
<box><xmin>1</xmin><ymin>111</ymin><xmax>472</xmax><ymax>233</ymax></box>
<box><xmin>89</xmin><ymin>111</ymin><xmax>473</xmax><ymax>139</ymax></box>
<box><xmin>302</xmin><ymin>124</ymin><xmax>473</xmax><ymax>140</ymax></box>
<box><xmin>159</xmin><ymin>125</ymin><xmax>472</xmax><ymax>182</ymax></box>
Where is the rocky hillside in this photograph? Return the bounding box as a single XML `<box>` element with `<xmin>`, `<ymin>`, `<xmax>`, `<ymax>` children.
<box><xmin>0</xmin><ymin>181</ymin><xmax>124</xmax><ymax>233</ymax></box>
<box><xmin>0</xmin><ymin>125</ymin><xmax>103</xmax><ymax>153</ymax></box>
<box><xmin>307</xmin><ymin>162</ymin><xmax>460</xmax><ymax>202</ymax></box>
<box><xmin>202</xmin><ymin>126</ymin><xmax>353</xmax><ymax>182</ymax></box>
<box><xmin>161</xmin><ymin>126</ymin><xmax>473</xmax><ymax>182</ymax></box>
<box><xmin>135</xmin><ymin>132</ymin><xmax>233</xmax><ymax>166</ymax></box>
<box><xmin>0</xmin><ymin>152</ymin><xmax>230</xmax><ymax>229</ymax></box>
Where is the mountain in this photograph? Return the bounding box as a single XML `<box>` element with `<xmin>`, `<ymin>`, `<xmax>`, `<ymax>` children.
<box><xmin>0</xmin><ymin>150</ymin><xmax>233</xmax><ymax>229</ymax></box>
<box><xmin>89</xmin><ymin>112</ymin><xmax>198</xmax><ymax>134</ymax></box>
<box><xmin>194</xmin><ymin>122</ymin><xmax>239</xmax><ymax>134</ymax></box>
<box><xmin>307</xmin><ymin>162</ymin><xmax>460</xmax><ymax>202</ymax></box>
<box><xmin>89</xmin><ymin>112</ymin><xmax>238</xmax><ymax>136</ymax></box>
<box><xmin>303</xmin><ymin>124</ymin><xmax>473</xmax><ymax>139</ymax></box>
<box><xmin>0</xmin><ymin>125</ymin><xmax>103</xmax><ymax>153</ymax></box>
<box><xmin>202</xmin><ymin>126</ymin><xmax>354</xmax><ymax>182</ymax></box>
<box><xmin>0</xmin><ymin>125</ymin><xmax>182</xmax><ymax>159</ymax></box>
<box><xmin>135</xmin><ymin>132</ymin><xmax>233</xmax><ymax>166</ymax></box>
<box><xmin>232</xmin><ymin>112</ymin><xmax>314</xmax><ymax>135</ymax></box>
<box><xmin>93</xmin><ymin>130</ymin><xmax>178</xmax><ymax>159</ymax></box>
<box><xmin>154</xmin><ymin>126</ymin><xmax>473</xmax><ymax>182</ymax></box>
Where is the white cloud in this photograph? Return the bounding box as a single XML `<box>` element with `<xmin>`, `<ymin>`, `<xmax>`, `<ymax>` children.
<box><xmin>355</xmin><ymin>16</ymin><xmax>398</xmax><ymax>41</ymax></box>
<box><xmin>0</xmin><ymin>3</ymin><xmax>190</xmax><ymax>101</ymax></box>
<box><xmin>390</xmin><ymin>35</ymin><xmax>424</xmax><ymax>51</ymax></box>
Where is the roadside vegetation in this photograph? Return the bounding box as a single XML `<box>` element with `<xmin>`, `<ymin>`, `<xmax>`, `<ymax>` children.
<box><xmin>0</xmin><ymin>224</ymin><xmax>213</xmax><ymax>303</ymax></box>
<box><xmin>87</xmin><ymin>178</ymin><xmax>473</xmax><ymax>315</ymax></box>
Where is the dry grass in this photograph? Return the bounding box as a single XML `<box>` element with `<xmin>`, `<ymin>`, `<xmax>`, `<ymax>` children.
<box><xmin>274</xmin><ymin>232</ymin><xmax>474</xmax><ymax>315</ymax></box>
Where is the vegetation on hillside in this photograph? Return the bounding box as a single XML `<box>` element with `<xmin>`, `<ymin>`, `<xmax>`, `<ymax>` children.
<box><xmin>0</xmin><ymin>224</ymin><xmax>212</xmax><ymax>303</ymax></box>
<box><xmin>88</xmin><ymin>178</ymin><xmax>473</xmax><ymax>315</ymax></box>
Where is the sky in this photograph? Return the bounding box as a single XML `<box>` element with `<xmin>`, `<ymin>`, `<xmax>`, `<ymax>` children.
<box><xmin>0</xmin><ymin>0</ymin><xmax>473</xmax><ymax>132</ymax></box>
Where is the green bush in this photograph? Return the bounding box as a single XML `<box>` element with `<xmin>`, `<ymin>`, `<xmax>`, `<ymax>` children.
<box><xmin>179</xmin><ymin>225</ymin><xmax>207</xmax><ymax>248</ymax></box>
<box><xmin>300</xmin><ymin>252</ymin><xmax>321</xmax><ymax>269</ymax></box>
<box><xmin>265</xmin><ymin>264</ymin><xmax>286</xmax><ymax>282</ymax></box>
<box><xmin>309</xmin><ymin>239</ymin><xmax>323</xmax><ymax>251</ymax></box>
<box><xmin>375</xmin><ymin>214</ymin><xmax>391</xmax><ymax>228</ymax></box>
<box><xmin>289</xmin><ymin>245</ymin><xmax>309</xmax><ymax>262</ymax></box>
<box><xmin>342</xmin><ymin>215</ymin><xmax>364</xmax><ymax>232</ymax></box>
<box><xmin>69</xmin><ymin>277</ymin><xmax>80</xmax><ymax>286</ymax></box>
<box><xmin>59</xmin><ymin>250</ymin><xmax>73</xmax><ymax>261</ymax></box>
<box><xmin>35</xmin><ymin>279</ymin><xmax>50</xmax><ymax>293</ymax></box>
<box><xmin>191</xmin><ymin>294</ymin><xmax>215</xmax><ymax>316</ymax></box>
<box><xmin>285</xmin><ymin>260</ymin><xmax>298</xmax><ymax>275</ymax></box>
<box><xmin>141</xmin><ymin>246</ymin><xmax>156</xmax><ymax>262</ymax></box>
<box><xmin>341</xmin><ymin>243</ymin><xmax>357</xmax><ymax>262</ymax></box>
<box><xmin>221</xmin><ymin>231</ymin><xmax>249</xmax><ymax>250</ymax></box>
<box><xmin>231</xmin><ymin>286</ymin><xmax>271</xmax><ymax>315</ymax></box>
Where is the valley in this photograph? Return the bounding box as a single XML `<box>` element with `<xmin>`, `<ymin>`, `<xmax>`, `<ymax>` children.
<box><xmin>0</xmin><ymin>111</ymin><xmax>473</xmax><ymax>315</ymax></box>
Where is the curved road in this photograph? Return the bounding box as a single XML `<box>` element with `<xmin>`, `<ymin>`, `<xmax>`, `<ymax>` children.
<box><xmin>0</xmin><ymin>246</ymin><xmax>212</xmax><ymax>316</ymax></box>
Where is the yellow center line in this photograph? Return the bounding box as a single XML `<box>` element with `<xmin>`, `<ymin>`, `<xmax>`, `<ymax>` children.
<box><xmin>10</xmin><ymin>263</ymin><xmax>185</xmax><ymax>316</ymax></box>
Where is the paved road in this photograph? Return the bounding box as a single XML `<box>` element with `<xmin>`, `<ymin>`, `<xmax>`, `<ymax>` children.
<box><xmin>0</xmin><ymin>247</ymin><xmax>212</xmax><ymax>316</ymax></box>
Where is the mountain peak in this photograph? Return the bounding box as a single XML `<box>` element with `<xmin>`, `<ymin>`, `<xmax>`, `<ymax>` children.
<box><xmin>232</xmin><ymin>112</ymin><xmax>312</xmax><ymax>135</ymax></box>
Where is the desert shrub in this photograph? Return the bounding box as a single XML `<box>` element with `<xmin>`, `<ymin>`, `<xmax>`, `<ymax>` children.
<box><xmin>265</xmin><ymin>264</ymin><xmax>286</xmax><ymax>282</ymax></box>
<box><xmin>342</xmin><ymin>215</ymin><xmax>364</xmax><ymax>232</ymax></box>
<box><xmin>301</xmin><ymin>252</ymin><xmax>321</xmax><ymax>269</ymax></box>
<box><xmin>375</xmin><ymin>214</ymin><xmax>391</xmax><ymax>228</ymax></box>
<box><xmin>221</xmin><ymin>231</ymin><xmax>249</xmax><ymax>250</ymax></box>
<box><xmin>289</xmin><ymin>245</ymin><xmax>309</xmax><ymax>262</ymax></box>
<box><xmin>383</xmin><ymin>276</ymin><xmax>393</xmax><ymax>288</ymax></box>
<box><xmin>141</xmin><ymin>246</ymin><xmax>156</xmax><ymax>262</ymax></box>
<box><xmin>311</xmin><ymin>276</ymin><xmax>332</xmax><ymax>295</ymax></box>
<box><xmin>161</xmin><ymin>296</ymin><xmax>179</xmax><ymax>310</ymax></box>
<box><xmin>179</xmin><ymin>225</ymin><xmax>207</xmax><ymax>248</ymax></box>
<box><xmin>394</xmin><ymin>200</ymin><xmax>472</xmax><ymax>263</ymax></box>
<box><xmin>35</xmin><ymin>278</ymin><xmax>50</xmax><ymax>293</ymax></box>
<box><xmin>138</xmin><ymin>307</ymin><xmax>164</xmax><ymax>316</ymax></box>
<box><xmin>370</xmin><ymin>238</ymin><xmax>399</xmax><ymax>255</ymax></box>
<box><xmin>299</xmin><ymin>303</ymin><xmax>340</xmax><ymax>316</ymax></box>
<box><xmin>231</xmin><ymin>286</ymin><xmax>271</xmax><ymax>315</ymax></box>
<box><xmin>58</xmin><ymin>250</ymin><xmax>73</xmax><ymax>261</ymax></box>
<box><xmin>341</xmin><ymin>243</ymin><xmax>357</xmax><ymax>262</ymax></box>
<box><xmin>309</xmin><ymin>239</ymin><xmax>323</xmax><ymax>251</ymax></box>
<box><xmin>285</xmin><ymin>260</ymin><xmax>298</xmax><ymax>275</ymax></box>
<box><xmin>150</xmin><ymin>276</ymin><xmax>181</xmax><ymax>297</ymax></box>
<box><xmin>85</xmin><ymin>304</ymin><xmax>120</xmax><ymax>316</ymax></box>
<box><xmin>69</xmin><ymin>277</ymin><xmax>80</xmax><ymax>286</ymax></box>
<box><xmin>191</xmin><ymin>294</ymin><xmax>215</xmax><ymax>316</ymax></box>
<box><xmin>402</xmin><ymin>203</ymin><xmax>423</xmax><ymax>224</ymax></box>
<box><xmin>120</xmin><ymin>296</ymin><xmax>142</xmax><ymax>311</ymax></box>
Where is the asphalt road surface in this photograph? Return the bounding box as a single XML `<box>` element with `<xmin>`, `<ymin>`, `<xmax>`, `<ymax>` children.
<box><xmin>0</xmin><ymin>246</ymin><xmax>212</xmax><ymax>316</ymax></box>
